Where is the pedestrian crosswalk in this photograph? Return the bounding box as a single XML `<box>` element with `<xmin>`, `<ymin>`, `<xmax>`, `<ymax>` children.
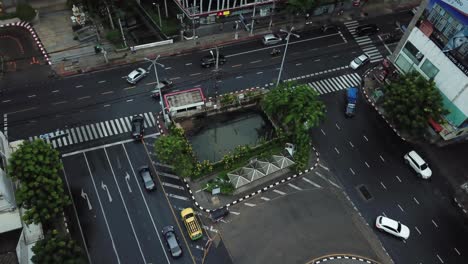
<box><xmin>308</xmin><ymin>72</ymin><xmax>361</xmax><ymax>95</ymax></box>
<box><xmin>30</xmin><ymin>112</ymin><xmax>157</xmax><ymax>149</ymax></box>
<box><xmin>344</xmin><ymin>21</ymin><xmax>384</xmax><ymax>63</ymax></box>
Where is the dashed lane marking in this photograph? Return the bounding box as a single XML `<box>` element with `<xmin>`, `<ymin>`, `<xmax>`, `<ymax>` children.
<box><xmin>273</xmin><ymin>189</ymin><xmax>286</xmax><ymax>195</ymax></box>
<box><xmin>260</xmin><ymin>197</ymin><xmax>270</xmax><ymax>201</ymax></box>
<box><xmin>162</xmin><ymin>182</ymin><xmax>185</xmax><ymax>190</ymax></box>
<box><xmin>167</xmin><ymin>193</ymin><xmax>189</xmax><ymax>201</ymax></box>
<box><xmin>244</xmin><ymin>203</ymin><xmax>256</xmax><ymax>207</ymax></box>
<box><xmin>302</xmin><ymin>177</ymin><xmax>322</xmax><ymax>188</ymax></box>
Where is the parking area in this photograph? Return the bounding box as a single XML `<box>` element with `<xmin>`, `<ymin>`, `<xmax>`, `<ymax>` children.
<box><xmin>214</xmin><ymin>163</ymin><xmax>390</xmax><ymax>264</ymax></box>
<box><xmin>61</xmin><ymin>135</ymin><xmax>209</xmax><ymax>264</ymax></box>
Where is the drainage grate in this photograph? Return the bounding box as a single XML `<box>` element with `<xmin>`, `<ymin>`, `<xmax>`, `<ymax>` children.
<box><xmin>358</xmin><ymin>185</ymin><xmax>373</xmax><ymax>201</ymax></box>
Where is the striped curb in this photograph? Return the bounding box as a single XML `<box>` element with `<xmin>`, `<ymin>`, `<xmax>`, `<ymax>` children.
<box><xmin>361</xmin><ymin>67</ymin><xmax>406</xmax><ymax>141</ymax></box>
<box><xmin>0</xmin><ymin>21</ymin><xmax>52</xmax><ymax>65</ymax></box>
<box><xmin>263</xmin><ymin>65</ymin><xmax>350</xmax><ymax>88</ymax></box>
<box><xmin>311</xmin><ymin>254</ymin><xmax>380</xmax><ymax>264</ymax></box>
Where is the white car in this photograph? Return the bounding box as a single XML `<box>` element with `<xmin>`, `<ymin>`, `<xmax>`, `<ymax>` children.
<box><xmin>375</xmin><ymin>216</ymin><xmax>410</xmax><ymax>240</ymax></box>
<box><xmin>126</xmin><ymin>68</ymin><xmax>148</xmax><ymax>84</ymax></box>
<box><xmin>404</xmin><ymin>150</ymin><xmax>432</xmax><ymax>179</ymax></box>
<box><xmin>350</xmin><ymin>54</ymin><xmax>370</xmax><ymax>70</ymax></box>
<box><xmin>262</xmin><ymin>34</ymin><xmax>282</xmax><ymax>45</ymax></box>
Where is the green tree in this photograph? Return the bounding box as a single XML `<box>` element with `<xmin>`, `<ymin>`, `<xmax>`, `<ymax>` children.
<box><xmin>154</xmin><ymin>126</ymin><xmax>196</xmax><ymax>178</ymax></box>
<box><xmin>287</xmin><ymin>0</ymin><xmax>317</xmax><ymax>15</ymax></box>
<box><xmin>32</xmin><ymin>229</ymin><xmax>85</xmax><ymax>264</ymax></box>
<box><xmin>382</xmin><ymin>71</ymin><xmax>449</xmax><ymax>136</ymax></box>
<box><xmin>8</xmin><ymin>139</ymin><xmax>71</xmax><ymax>225</ymax></box>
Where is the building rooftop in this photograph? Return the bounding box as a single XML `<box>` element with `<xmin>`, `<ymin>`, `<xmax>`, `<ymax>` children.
<box><xmin>164</xmin><ymin>88</ymin><xmax>205</xmax><ymax>112</ymax></box>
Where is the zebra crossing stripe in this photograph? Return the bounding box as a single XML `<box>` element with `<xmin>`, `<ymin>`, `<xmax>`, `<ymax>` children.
<box><xmin>70</xmin><ymin>127</ymin><xmax>78</xmax><ymax>142</ymax></box>
<box><xmin>358</xmin><ymin>39</ymin><xmax>373</xmax><ymax>45</ymax></box>
<box><xmin>148</xmin><ymin>113</ymin><xmax>156</xmax><ymax>126</ymax></box>
<box><xmin>324</xmin><ymin>79</ymin><xmax>338</xmax><ymax>92</ymax></box>
<box><xmin>105</xmin><ymin>121</ymin><xmax>113</xmax><ymax>136</ymax></box>
<box><xmin>124</xmin><ymin>117</ymin><xmax>131</xmax><ymax>130</ymax></box>
<box><xmin>114</xmin><ymin>119</ymin><xmax>123</xmax><ymax>134</ymax></box>
<box><xmin>143</xmin><ymin>113</ymin><xmax>151</xmax><ymax>128</ymax></box>
<box><xmin>52</xmin><ymin>138</ymin><xmax>57</xmax><ymax>148</ymax></box>
<box><xmin>110</xmin><ymin>120</ymin><xmax>118</xmax><ymax>135</ymax></box>
<box><xmin>320</xmin><ymin>80</ymin><xmax>333</xmax><ymax>93</ymax></box>
<box><xmin>90</xmin><ymin>124</ymin><xmax>98</xmax><ymax>138</ymax></box>
<box><xmin>85</xmin><ymin>125</ymin><xmax>94</xmax><ymax>140</ymax></box>
<box><xmin>76</xmin><ymin>127</ymin><xmax>83</xmax><ymax>142</ymax></box>
<box><xmin>119</xmin><ymin>118</ymin><xmax>128</xmax><ymax>132</ymax></box>
<box><xmin>348</xmin><ymin>74</ymin><xmax>361</xmax><ymax>85</ymax></box>
<box><xmin>363</xmin><ymin>46</ymin><xmax>377</xmax><ymax>51</ymax></box>
<box><xmin>308</xmin><ymin>83</ymin><xmax>319</xmax><ymax>94</ymax></box>
<box><xmin>55</xmin><ymin>132</ymin><xmax>62</xmax><ymax>147</ymax></box>
<box><xmin>335</xmin><ymin>76</ymin><xmax>348</xmax><ymax>89</ymax></box>
<box><xmin>62</xmin><ymin>136</ymin><xmax>68</xmax><ymax>146</ymax></box>
<box><xmin>101</xmin><ymin>122</ymin><xmax>108</xmax><ymax>137</ymax></box>
<box><xmin>80</xmin><ymin>126</ymin><xmax>89</xmax><ymax>141</ymax></box>
<box><xmin>313</xmin><ymin>82</ymin><xmax>326</xmax><ymax>94</ymax></box>
<box><xmin>66</xmin><ymin>129</ymin><xmax>72</xmax><ymax>143</ymax></box>
<box><xmin>96</xmin><ymin>123</ymin><xmax>103</xmax><ymax>137</ymax></box>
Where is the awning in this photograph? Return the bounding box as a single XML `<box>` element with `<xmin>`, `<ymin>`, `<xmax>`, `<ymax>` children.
<box><xmin>428</xmin><ymin>118</ymin><xmax>443</xmax><ymax>132</ymax></box>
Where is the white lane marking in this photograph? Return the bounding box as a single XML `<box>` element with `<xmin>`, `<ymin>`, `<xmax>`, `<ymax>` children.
<box><xmin>260</xmin><ymin>197</ymin><xmax>270</xmax><ymax>201</ymax></box>
<box><xmin>349</xmin><ymin>141</ymin><xmax>354</xmax><ymax>148</ymax></box>
<box><xmin>82</xmin><ymin>154</ymin><xmax>121</xmax><ymax>264</ymax></box>
<box><xmin>126</xmin><ymin>99</ymin><xmax>134</xmax><ymax>102</ymax></box>
<box><xmin>104</xmin><ymin>104</ymin><xmax>111</xmax><ymax>107</ymax></box>
<box><xmin>256</xmin><ymin>71</ymin><xmax>263</xmax><ymax>74</ymax></box>
<box><xmin>98</xmin><ymin>80</ymin><xmax>106</xmax><ymax>83</ymax></box>
<box><xmin>380</xmin><ymin>182</ymin><xmax>387</xmax><ymax>190</ymax></box>
<box><xmin>319</xmin><ymin>164</ymin><xmax>329</xmax><ymax>171</ymax></box>
<box><xmin>190</xmin><ymin>72</ymin><xmax>201</xmax><ymax>76</ymax></box>
<box><xmin>250</xmin><ymin>60</ymin><xmax>262</xmax><ymax>64</ymax></box>
<box><xmin>28</xmin><ymin>94</ymin><xmax>36</xmax><ymax>98</ymax></box>
<box><xmin>124</xmin><ymin>86</ymin><xmax>135</xmax><ymax>90</ymax></box>
<box><xmin>454</xmin><ymin>248</ymin><xmax>460</xmax><ymax>256</ymax></box>
<box><xmin>167</xmin><ymin>193</ymin><xmax>189</xmax><ymax>201</ymax></box>
<box><xmin>78</xmin><ymin>96</ymin><xmax>91</xmax><ymax>100</ymax></box>
<box><xmin>398</xmin><ymin>204</ymin><xmax>404</xmax><ymax>212</ymax></box>
<box><xmin>161</xmin><ymin>182</ymin><xmax>185</xmax><ymax>190</ymax></box>
<box><xmin>169</xmin><ymin>77</ymin><xmax>181</xmax><ymax>80</ymax></box>
<box><xmin>235</xmin><ymin>76</ymin><xmax>243</xmax><ymax>79</ymax></box>
<box><xmin>230</xmin><ymin>211</ymin><xmax>240</xmax><ymax>215</ymax></box>
<box><xmin>52</xmin><ymin>101</ymin><xmax>67</xmax><ymax>105</ymax></box>
<box><xmin>185</xmin><ymin>63</ymin><xmax>192</xmax><ymax>66</ymax></box>
<box><xmin>432</xmin><ymin>219</ymin><xmax>438</xmax><ymax>228</ymax></box>
<box><xmin>158</xmin><ymin>172</ymin><xmax>179</xmax><ymax>180</ymax></box>
<box><xmin>364</xmin><ymin>161</ymin><xmax>370</xmax><ymax>168</ymax></box>
<box><xmin>320</xmin><ymin>129</ymin><xmax>326</xmax><ymax>136</ymax></box>
<box><xmin>436</xmin><ymin>254</ymin><xmax>444</xmax><ymax>263</ymax></box>
<box><xmin>2</xmin><ymin>100</ymin><xmax>11</xmax><ymax>103</ymax></box>
<box><xmin>295</xmin><ymin>63</ymin><xmax>302</xmax><ymax>66</ymax></box>
<box><xmin>52</xmin><ymin>90</ymin><xmax>59</xmax><ymax>93</ymax></box>
<box><xmin>75</xmin><ymin>85</ymin><xmax>83</xmax><ymax>88</ymax></box>
<box><xmin>231</xmin><ymin>64</ymin><xmax>242</xmax><ymax>68</ymax></box>
<box><xmin>102</xmin><ymin>91</ymin><xmax>114</xmax><ymax>95</ymax></box>
<box><xmin>314</xmin><ymin>59</ymin><xmax>321</xmax><ymax>62</ymax></box>
<box><xmin>334</xmin><ymin>147</ymin><xmax>340</xmax><ymax>154</ymax></box>
<box><xmin>302</xmin><ymin>177</ymin><xmax>322</xmax><ymax>188</ymax></box>
<box><xmin>165</xmin><ymin>67</ymin><xmax>172</xmax><ymax>70</ymax></box>
<box><xmin>273</xmin><ymin>189</ymin><xmax>286</xmax><ymax>195</ymax></box>
<box><xmin>349</xmin><ymin>168</ymin><xmax>355</xmax><ymax>175</ymax></box>
<box><xmin>379</xmin><ymin>155</ymin><xmax>385</xmax><ymax>162</ymax></box>
<box><xmin>315</xmin><ymin>171</ymin><xmax>340</xmax><ymax>188</ymax></box>
<box><xmin>396</xmin><ymin>176</ymin><xmax>402</xmax><ymax>182</ymax></box>
<box><xmin>287</xmin><ymin>183</ymin><xmax>302</xmax><ymax>191</ymax></box>
<box><xmin>413</xmin><ymin>197</ymin><xmax>420</xmax><ymax>205</ymax></box>
<box><xmin>363</xmin><ymin>135</ymin><xmax>369</xmax><ymax>141</ymax></box>
<box><xmin>244</xmin><ymin>203</ymin><xmax>256</xmax><ymax>207</ymax></box>
<box><xmin>103</xmin><ymin>149</ymin><xmax>147</xmax><ymax>263</ymax></box>
<box><xmin>415</xmin><ymin>226</ymin><xmax>422</xmax><ymax>235</ymax></box>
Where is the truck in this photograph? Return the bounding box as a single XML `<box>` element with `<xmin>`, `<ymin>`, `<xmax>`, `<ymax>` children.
<box><xmin>181</xmin><ymin>208</ymin><xmax>203</xmax><ymax>240</ymax></box>
<box><xmin>345</xmin><ymin>87</ymin><xmax>358</xmax><ymax>117</ymax></box>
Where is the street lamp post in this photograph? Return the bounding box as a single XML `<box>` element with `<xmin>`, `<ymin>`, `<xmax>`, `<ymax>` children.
<box><xmin>276</xmin><ymin>27</ymin><xmax>300</xmax><ymax>86</ymax></box>
<box><xmin>145</xmin><ymin>56</ymin><xmax>170</xmax><ymax>124</ymax></box>
<box><xmin>153</xmin><ymin>2</ymin><xmax>162</xmax><ymax>27</ymax></box>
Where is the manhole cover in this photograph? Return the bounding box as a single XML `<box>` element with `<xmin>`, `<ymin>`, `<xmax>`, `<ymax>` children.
<box><xmin>358</xmin><ymin>185</ymin><xmax>373</xmax><ymax>201</ymax></box>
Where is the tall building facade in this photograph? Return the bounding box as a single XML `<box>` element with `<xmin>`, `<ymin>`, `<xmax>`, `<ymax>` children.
<box><xmin>391</xmin><ymin>0</ymin><xmax>468</xmax><ymax>145</ymax></box>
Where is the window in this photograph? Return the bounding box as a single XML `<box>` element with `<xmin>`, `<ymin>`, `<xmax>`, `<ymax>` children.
<box><xmin>403</xmin><ymin>42</ymin><xmax>424</xmax><ymax>65</ymax></box>
<box><xmin>395</xmin><ymin>54</ymin><xmax>413</xmax><ymax>73</ymax></box>
<box><xmin>420</xmin><ymin>59</ymin><xmax>439</xmax><ymax>79</ymax></box>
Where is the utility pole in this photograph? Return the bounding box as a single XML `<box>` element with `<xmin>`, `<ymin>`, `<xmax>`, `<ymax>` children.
<box><xmin>118</xmin><ymin>18</ymin><xmax>128</xmax><ymax>48</ymax></box>
<box><xmin>234</xmin><ymin>21</ymin><xmax>239</xmax><ymax>40</ymax></box>
<box><xmin>145</xmin><ymin>56</ymin><xmax>170</xmax><ymax>124</ymax></box>
<box><xmin>250</xmin><ymin>0</ymin><xmax>257</xmax><ymax>36</ymax></box>
<box><xmin>104</xmin><ymin>1</ymin><xmax>115</xmax><ymax>30</ymax></box>
<box><xmin>153</xmin><ymin>2</ymin><xmax>163</xmax><ymax>27</ymax></box>
<box><xmin>276</xmin><ymin>27</ymin><xmax>300</xmax><ymax>87</ymax></box>
<box><xmin>164</xmin><ymin>0</ymin><xmax>169</xmax><ymax>17</ymax></box>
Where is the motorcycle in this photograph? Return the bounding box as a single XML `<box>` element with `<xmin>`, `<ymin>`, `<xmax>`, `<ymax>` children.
<box><xmin>270</xmin><ymin>48</ymin><xmax>281</xmax><ymax>57</ymax></box>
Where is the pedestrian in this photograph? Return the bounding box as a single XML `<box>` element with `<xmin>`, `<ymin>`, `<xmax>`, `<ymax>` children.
<box><xmin>131</xmin><ymin>46</ymin><xmax>136</xmax><ymax>54</ymax></box>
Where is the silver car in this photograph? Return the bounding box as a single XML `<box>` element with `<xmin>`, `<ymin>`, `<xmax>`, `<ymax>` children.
<box><xmin>139</xmin><ymin>166</ymin><xmax>155</xmax><ymax>191</ymax></box>
<box><xmin>262</xmin><ymin>34</ymin><xmax>282</xmax><ymax>45</ymax></box>
<box><xmin>126</xmin><ymin>68</ymin><xmax>147</xmax><ymax>84</ymax></box>
<box><xmin>162</xmin><ymin>226</ymin><xmax>182</xmax><ymax>258</ymax></box>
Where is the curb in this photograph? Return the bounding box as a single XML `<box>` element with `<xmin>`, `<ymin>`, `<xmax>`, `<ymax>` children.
<box><xmin>361</xmin><ymin>66</ymin><xmax>406</xmax><ymax>141</ymax></box>
<box><xmin>310</xmin><ymin>254</ymin><xmax>380</xmax><ymax>264</ymax></box>
<box><xmin>0</xmin><ymin>21</ymin><xmax>52</xmax><ymax>65</ymax></box>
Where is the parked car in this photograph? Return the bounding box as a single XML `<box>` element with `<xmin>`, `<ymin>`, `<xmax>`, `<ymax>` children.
<box><xmin>131</xmin><ymin>115</ymin><xmax>145</xmax><ymax>140</ymax></box>
<box><xmin>201</xmin><ymin>54</ymin><xmax>227</xmax><ymax>68</ymax></box>
<box><xmin>151</xmin><ymin>80</ymin><xmax>173</xmax><ymax>99</ymax></box>
<box><xmin>404</xmin><ymin>150</ymin><xmax>432</xmax><ymax>179</ymax></box>
<box><xmin>126</xmin><ymin>68</ymin><xmax>148</xmax><ymax>84</ymax></box>
<box><xmin>350</xmin><ymin>54</ymin><xmax>370</xmax><ymax>70</ymax></box>
<box><xmin>139</xmin><ymin>166</ymin><xmax>156</xmax><ymax>191</ymax></box>
<box><xmin>321</xmin><ymin>24</ymin><xmax>339</xmax><ymax>33</ymax></box>
<box><xmin>162</xmin><ymin>226</ymin><xmax>183</xmax><ymax>258</ymax></box>
<box><xmin>355</xmin><ymin>24</ymin><xmax>379</xmax><ymax>36</ymax></box>
<box><xmin>345</xmin><ymin>87</ymin><xmax>358</xmax><ymax>117</ymax></box>
<box><xmin>375</xmin><ymin>215</ymin><xmax>410</xmax><ymax>240</ymax></box>
<box><xmin>209</xmin><ymin>207</ymin><xmax>230</xmax><ymax>222</ymax></box>
<box><xmin>262</xmin><ymin>33</ymin><xmax>282</xmax><ymax>45</ymax></box>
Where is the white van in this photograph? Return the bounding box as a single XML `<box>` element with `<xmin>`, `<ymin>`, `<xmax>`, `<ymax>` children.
<box><xmin>404</xmin><ymin>150</ymin><xmax>432</xmax><ymax>179</ymax></box>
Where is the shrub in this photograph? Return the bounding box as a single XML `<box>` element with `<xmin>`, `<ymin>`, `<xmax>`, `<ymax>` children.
<box><xmin>106</xmin><ymin>29</ymin><xmax>121</xmax><ymax>45</ymax></box>
<box><xmin>16</xmin><ymin>3</ymin><xmax>36</xmax><ymax>22</ymax></box>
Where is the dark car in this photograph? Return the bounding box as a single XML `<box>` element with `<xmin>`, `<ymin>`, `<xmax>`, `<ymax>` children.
<box><xmin>139</xmin><ymin>166</ymin><xmax>156</xmax><ymax>191</ymax></box>
<box><xmin>210</xmin><ymin>207</ymin><xmax>230</xmax><ymax>222</ymax></box>
<box><xmin>162</xmin><ymin>226</ymin><xmax>182</xmax><ymax>258</ymax></box>
<box><xmin>151</xmin><ymin>79</ymin><xmax>173</xmax><ymax>99</ymax></box>
<box><xmin>355</xmin><ymin>24</ymin><xmax>379</xmax><ymax>36</ymax></box>
<box><xmin>321</xmin><ymin>24</ymin><xmax>339</xmax><ymax>33</ymax></box>
<box><xmin>201</xmin><ymin>54</ymin><xmax>227</xmax><ymax>68</ymax></box>
<box><xmin>131</xmin><ymin>115</ymin><xmax>145</xmax><ymax>140</ymax></box>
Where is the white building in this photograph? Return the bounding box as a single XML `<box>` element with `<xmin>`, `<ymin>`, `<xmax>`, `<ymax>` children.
<box><xmin>391</xmin><ymin>0</ymin><xmax>468</xmax><ymax>145</ymax></box>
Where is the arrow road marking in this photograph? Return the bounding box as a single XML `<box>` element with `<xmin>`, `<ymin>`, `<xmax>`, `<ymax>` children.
<box><xmin>81</xmin><ymin>189</ymin><xmax>92</xmax><ymax>210</ymax></box>
<box><xmin>101</xmin><ymin>181</ymin><xmax>113</xmax><ymax>202</ymax></box>
<box><xmin>125</xmin><ymin>173</ymin><xmax>132</xmax><ymax>193</ymax></box>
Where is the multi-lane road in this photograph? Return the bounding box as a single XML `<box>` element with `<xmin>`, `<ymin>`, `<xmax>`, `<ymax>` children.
<box><xmin>3</xmin><ymin>9</ymin><xmax>468</xmax><ymax>264</ymax></box>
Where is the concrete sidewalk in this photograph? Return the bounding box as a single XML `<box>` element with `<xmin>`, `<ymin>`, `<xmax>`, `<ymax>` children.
<box><xmin>28</xmin><ymin>0</ymin><xmax>419</xmax><ymax>76</ymax></box>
